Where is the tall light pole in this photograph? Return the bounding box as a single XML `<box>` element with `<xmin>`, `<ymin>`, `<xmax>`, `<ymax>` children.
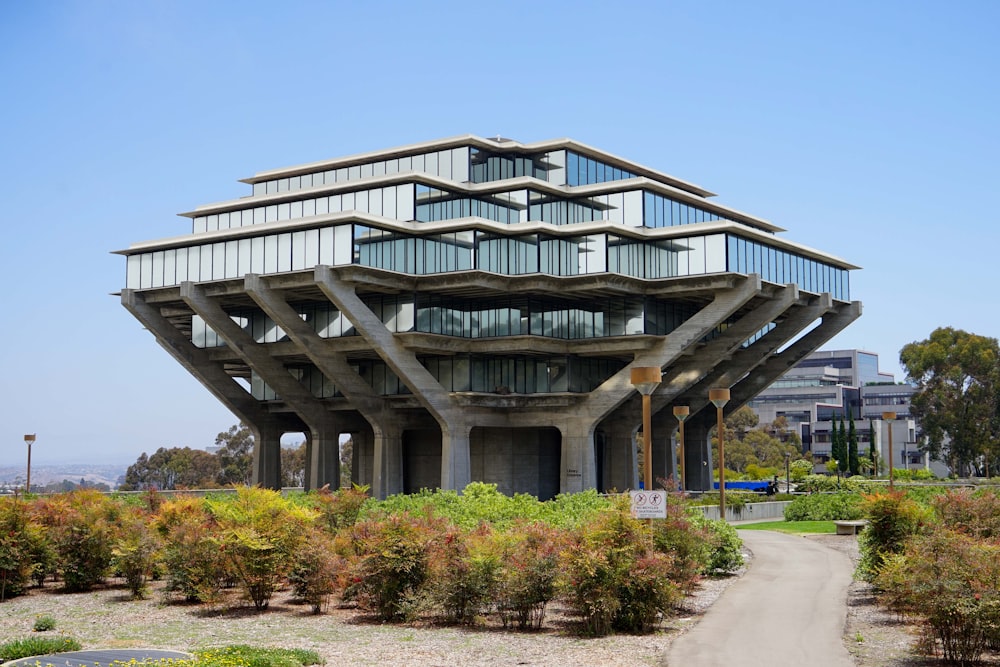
<box><xmin>882</xmin><ymin>413</ymin><xmax>896</xmax><ymax>490</ymax></box>
<box><xmin>24</xmin><ymin>434</ymin><xmax>36</xmax><ymax>495</ymax></box>
<box><xmin>673</xmin><ymin>406</ymin><xmax>690</xmax><ymax>492</ymax></box>
<box><xmin>785</xmin><ymin>451</ymin><xmax>791</xmax><ymax>494</ymax></box>
<box><xmin>631</xmin><ymin>367</ymin><xmax>662</xmax><ymax>491</ymax></box>
<box><xmin>710</xmin><ymin>388</ymin><xmax>730</xmax><ymax>519</ymax></box>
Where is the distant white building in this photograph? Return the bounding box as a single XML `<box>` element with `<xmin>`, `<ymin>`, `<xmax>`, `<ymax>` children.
<box><xmin>748</xmin><ymin>349</ymin><xmax>947</xmax><ymax>476</ymax></box>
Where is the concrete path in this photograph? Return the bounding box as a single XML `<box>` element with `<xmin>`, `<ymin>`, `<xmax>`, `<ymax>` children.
<box><xmin>666</xmin><ymin>530</ymin><xmax>855</xmax><ymax>667</ymax></box>
<box><xmin>6</xmin><ymin>649</ymin><xmax>190</xmax><ymax>666</ymax></box>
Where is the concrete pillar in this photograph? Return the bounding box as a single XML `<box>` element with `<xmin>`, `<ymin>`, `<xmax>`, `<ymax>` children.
<box><xmin>652</xmin><ymin>410</ymin><xmax>678</xmax><ymax>489</ymax></box>
<box><xmin>372</xmin><ymin>425</ymin><xmax>403</xmax><ymax>499</ymax></box>
<box><xmin>683</xmin><ymin>417</ymin><xmax>714</xmax><ymax>492</ymax></box>
<box><xmin>251</xmin><ymin>425</ymin><xmax>283</xmax><ymax>490</ymax></box>
<box><xmin>558</xmin><ymin>423</ymin><xmax>598</xmax><ymax>493</ymax></box>
<box><xmin>441</xmin><ymin>425</ymin><xmax>471</xmax><ymax>493</ymax></box>
<box><xmin>598</xmin><ymin>422</ymin><xmax>639</xmax><ymax>492</ymax></box>
<box><xmin>305</xmin><ymin>427</ymin><xmax>341</xmax><ymax>491</ymax></box>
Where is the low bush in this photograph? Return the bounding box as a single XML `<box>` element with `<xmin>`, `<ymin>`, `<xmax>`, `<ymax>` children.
<box><xmin>0</xmin><ymin>497</ymin><xmax>49</xmax><ymax>600</ymax></box>
<box><xmin>111</xmin><ymin>506</ymin><xmax>161</xmax><ymax>599</ymax></box>
<box><xmin>492</xmin><ymin>521</ymin><xmax>563</xmax><ymax>629</ymax></box>
<box><xmin>0</xmin><ymin>636</ymin><xmax>81</xmax><ymax>661</ymax></box>
<box><xmin>857</xmin><ymin>491</ymin><xmax>927</xmax><ymax>583</ymax></box>
<box><xmin>784</xmin><ymin>492</ymin><xmax>864</xmax><ymax>521</ymax></box>
<box><xmin>35</xmin><ymin>489</ymin><xmax>120</xmax><ymax>592</ymax></box>
<box><xmin>695</xmin><ymin>514</ymin><xmax>744</xmax><ymax>574</ymax></box>
<box><xmin>155</xmin><ymin>496</ymin><xmax>232</xmax><ymax>603</ymax></box>
<box><xmin>310</xmin><ymin>485</ymin><xmax>369</xmax><ymax>533</ymax></box>
<box><xmin>32</xmin><ymin>614</ymin><xmax>56</xmax><ymax>631</ymax></box>
<box><xmin>424</xmin><ymin>524</ymin><xmax>498</xmax><ymax>624</ymax></box>
<box><xmin>932</xmin><ymin>487</ymin><xmax>1000</xmax><ymax>539</ymax></box>
<box><xmin>288</xmin><ymin>527</ymin><xmax>341</xmax><ymax>614</ymax></box>
<box><xmin>193</xmin><ymin>645</ymin><xmax>324</xmax><ymax>667</ymax></box>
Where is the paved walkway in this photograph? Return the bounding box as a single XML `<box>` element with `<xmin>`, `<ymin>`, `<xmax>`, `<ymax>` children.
<box><xmin>666</xmin><ymin>529</ymin><xmax>855</xmax><ymax>667</ymax></box>
<box><xmin>6</xmin><ymin>649</ymin><xmax>190</xmax><ymax>666</ymax></box>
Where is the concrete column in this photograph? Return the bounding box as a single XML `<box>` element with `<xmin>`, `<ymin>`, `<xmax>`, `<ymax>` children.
<box><xmin>652</xmin><ymin>411</ymin><xmax>678</xmax><ymax>489</ymax></box>
<box><xmin>682</xmin><ymin>417</ymin><xmax>714</xmax><ymax>492</ymax></box>
<box><xmin>372</xmin><ymin>425</ymin><xmax>403</xmax><ymax>499</ymax></box>
<box><xmin>305</xmin><ymin>427</ymin><xmax>341</xmax><ymax>491</ymax></box>
<box><xmin>558</xmin><ymin>423</ymin><xmax>598</xmax><ymax>493</ymax></box>
<box><xmin>441</xmin><ymin>424</ymin><xmax>472</xmax><ymax>493</ymax></box>
<box><xmin>598</xmin><ymin>419</ymin><xmax>639</xmax><ymax>492</ymax></box>
<box><xmin>251</xmin><ymin>424</ymin><xmax>283</xmax><ymax>490</ymax></box>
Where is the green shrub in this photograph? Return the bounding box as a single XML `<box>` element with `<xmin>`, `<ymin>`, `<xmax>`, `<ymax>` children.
<box><xmin>651</xmin><ymin>499</ymin><xmax>713</xmax><ymax>590</ymax></box>
<box><xmin>491</xmin><ymin>521</ymin><xmax>563</xmax><ymax>629</ymax></box>
<box><xmin>111</xmin><ymin>506</ymin><xmax>161</xmax><ymax>599</ymax></box>
<box><xmin>194</xmin><ymin>645</ymin><xmax>324</xmax><ymax>667</ymax></box>
<box><xmin>560</xmin><ymin>496</ymin><xmax>680</xmax><ymax>636</ymax></box>
<box><xmin>35</xmin><ymin>489</ymin><xmax>120</xmax><ymax>592</ymax></box>
<box><xmin>857</xmin><ymin>491</ymin><xmax>927</xmax><ymax>583</ymax></box>
<box><xmin>697</xmin><ymin>514</ymin><xmax>744</xmax><ymax>574</ymax></box>
<box><xmin>345</xmin><ymin>512</ymin><xmax>441</xmax><ymax>621</ymax></box>
<box><xmin>310</xmin><ymin>484</ymin><xmax>369</xmax><ymax>533</ymax></box>
<box><xmin>422</xmin><ymin>525</ymin><xmax>500</xmax><ymax>625</ymax></box>
<box><xmin>0</xmin><ymin>497</ymin><xmax>49</xmax><ymax>600</ymax></box>
<box><xmin>288</xmin><ymin>527</ymin><xmax>341</xmax><ymax>614</ymax></box>
<box><xmin>154</xmin><ymin>496</ymin><xmax>232</xmax><ymax>603</ymax></box>
<box><xmin>875</xmin><ymin>528</ymin><xmax>1000</xmax><ymax>664</ymax></box>
<box><xmin>784</xmin><ymin>492</ymin><xmax>864</xmax><ymax>521</ymax></box>
<box><xmin>207</xmin><ymin>487</ymin><xmax>317</xmax><ymax>610</ymax></box>
<box><xmin>32</xmin><ymin>614</ymin><xmax>56</xmax><ymax>631</ymax></box>
<box><xmin>932</xmin><ymin>487</ymin><xmax>1000</xmax><ymax>539</ymax></box>
<box><xmin>0</xmin><ymin>636</ymin><xmax>81</xmax><ymax>661</ymax></box>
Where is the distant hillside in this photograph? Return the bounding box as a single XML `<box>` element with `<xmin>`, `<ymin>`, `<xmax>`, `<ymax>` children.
<box><xmin>0</xmin><ymin>464</ymin><xmax>127</xmax><ymax>490</ymax></box>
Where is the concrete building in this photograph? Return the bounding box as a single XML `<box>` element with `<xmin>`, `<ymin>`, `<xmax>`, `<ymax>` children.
<box><xmin>116</xmin><ymin>135</ymin><xmax>860</xmax><ymax>498</ymax></box>
<box><xmin>748</xmin><ymin>349</ymin><xmax>944</xmax><ymax>474</ymax></box>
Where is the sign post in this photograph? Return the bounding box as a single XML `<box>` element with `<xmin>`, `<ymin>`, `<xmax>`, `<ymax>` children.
<box><xmin>630</xmin><ymin>490</ymin><xmax>666</xmax><ymax>519</ymax></box>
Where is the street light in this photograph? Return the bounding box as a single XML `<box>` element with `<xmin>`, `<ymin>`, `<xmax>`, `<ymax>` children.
<box><xmin>785</xmin><ymin>451</ymin><xmax>791</xmax><ymax>495</ymax></box>
<box><xmin>631</xmin><ymin>367</ymin><xmax>662</xmax><ymax>491</ymax></box>
<box><xmin>24</xmin><ymin>434</ymin><xmax>36</xmax><ymax>495</ymax></box>
<box><xmin>673</xmin><ymin>406</ymin><xmax>690</xmax><ymax>492</ymax></box>
<box><xmin>882</xmin><ymin>413</ymin><xmax>896</xmax><ymax>490</ymax></box>
<box><xmin>709</xmin><ymin>388</ymin><xmax>731</xmax><ymax>519</ymax></box>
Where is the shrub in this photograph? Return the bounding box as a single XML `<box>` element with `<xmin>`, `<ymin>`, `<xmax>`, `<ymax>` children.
<box><xmin>207</xmin><ymin>487</ymin><xmax>317</xmax><ymax>610</ymax></box>
<box><xmin>288</xmin><ymin>527</ymin><xmax>342</xmax><ymax>614</ymax></box>
<box><xmin>784</xmin><ymin>492</ymin><xmax>864</xmax><ymax>521</ymax></box>
<box><xmin>857</xmin><ymin>491</ymin><xmax>927</xmax><ymax>583</ymax></box>
<box><xmin>0</xmin><ymin>497</ymin><xmax>49</xmax><ymax>600</ymax></box>
<box><xmin>696</xmin><ymin>514</ymin><xmax>744</xmax><ymax>574</ymax></box>
<box><xmin>35</xmin><ymin>489</ymin><xmax>120</xmax><ymax>592</ymax></box>
<box><xmin>932</xmin><ymin>487</ymin><xmax>1000</xmax><ymax>539</ymax></box>
<box><xmin>560</xmin><ymin>496</ymin><xmax>680</xmax><ymax>635</ymax></box>
<box><xmin>0</xmin><ymin>636</ymin><xmax>82</xmax><ymax>661</ymax></box>
<box><xmin>875</xmin><ymin>528</ymin><xmax>1000</xmax><ymax>664</ymax></box>
<box><xmin>194</xmin><ymin>645</ymin><xmax>324</xmax><ymax>667</ymax></box>
<box><xmin>32</xmin><ymin>614</ymin><xmax>56</xmax><ymax>631</ymax></box>
<box><xmin>651</xmin><ymin>499</ymin><xmax>713</xmax><ymax>591</ymax></box>
<box><xmin>155</xmin><ymin>496</ymin><xmax>232</xmax><ymax>603</ymax></box>
<box><xmin>310</xmin><ymin>484</ymin><xmax>369</xmax><ymax>533</ymax></box>
<box><xmin>422</xmin><ymin>524</ymin><xmax>499</xmax><ymax>625</ymax></box>
<box><xmin>345</xmin><ymin>513</ymin><xmax>442</xmax><ymax>621</ymax></box>
<box><xmin>491</xmin><ymin>521</ymin><xmax>563</xmax><ymax>629</ymax></box>
<box><xmin>111</xmin><ymin>507</ymin><xmax>161</xmax><ymax>599</ymax></box>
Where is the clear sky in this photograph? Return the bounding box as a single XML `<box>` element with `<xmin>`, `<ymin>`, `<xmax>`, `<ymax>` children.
<box><xmin>1</xmin><ymin>1</ymin><xmax>997</xmax><ymax>466</ymax></box>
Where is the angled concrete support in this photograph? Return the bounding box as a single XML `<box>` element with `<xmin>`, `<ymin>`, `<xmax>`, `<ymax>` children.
<box><xmin>180</xmin><ymin>281</ymin><xmax>341</xmax><ymax>490</ymax></box>
<box><xmin>315</xmin><ymin>266</ymin><xmax>471</xmax><ymax>492</ymax></box>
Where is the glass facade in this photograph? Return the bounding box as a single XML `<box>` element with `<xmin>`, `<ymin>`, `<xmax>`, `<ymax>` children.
<box><xmin>129</xmin><ymin>223</ymin><xmax>849</xmax><ymax>301</ymax></box>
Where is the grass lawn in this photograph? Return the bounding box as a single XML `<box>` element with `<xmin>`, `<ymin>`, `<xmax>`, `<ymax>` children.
<box><xmin>738</xmin><ymin>520</ymin><xmax>836</xmax><ymax>534</ymax></box>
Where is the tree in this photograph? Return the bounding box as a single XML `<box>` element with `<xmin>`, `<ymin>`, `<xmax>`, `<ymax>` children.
<box><xmin>900</xmin><ymin>327</ymin><xmax>1000</xmax><ymax>476</ymax></box>
<box><xmin>340</xmin><ymin>436</ymin><xmax>354</xmax><ymax>488</ymax></box>
<box><xmin>830</xmin><ymin>414</ymin><xmax>845</xmax><ymax>474</ymax></box>
<box><xmin>726</xmin><ymin>406</ymin><xmax>760</xmax><ymax>438</ymax></box>
<box><xmin>869</xmin><ymin>418</ymin><xmax>879</xmax><ymax>476</ymax></box>
<box><xmin>848</xmin><ymin>413</ymin><xmax>860</xmax><ymax>476</ymax></box>
<box><xmin>120</xmin><ymin>447</ymin><xmax>219</xmax><ymax>490</ymax></box>
<box><xmin>216</xmin><ymin>423</ymin><xmax>254</xmax><ymax>486</ymax></box>
<box><xmin>280</xmin><ymin>441</ymin><xmax>307</xmax><ymax>488</ymax></box>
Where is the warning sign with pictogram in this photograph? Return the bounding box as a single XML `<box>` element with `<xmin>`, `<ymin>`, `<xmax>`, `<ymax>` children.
<box><xmin>629</xmin><ymin>490</ymin><xmax>666</xmax><ymax>519</ymax></box>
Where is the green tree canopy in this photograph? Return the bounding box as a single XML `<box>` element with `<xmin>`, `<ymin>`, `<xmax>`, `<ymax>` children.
<box><xmin>900</xmin><ymin>327</ymin><xmax>1000</xmax><ymax>475</ymax></box>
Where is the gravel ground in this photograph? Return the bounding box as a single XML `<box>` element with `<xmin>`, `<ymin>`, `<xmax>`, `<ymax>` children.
<box><xmin>0</xmin><ymin>535</ymin><xmax>940</xmax><ymax>667</ymax></box>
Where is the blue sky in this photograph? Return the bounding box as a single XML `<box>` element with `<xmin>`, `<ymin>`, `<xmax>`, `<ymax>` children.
<box><xmin>1</xmin><ymin>1</ymin><xmax>997</xmax><ymax>465</ymax></box>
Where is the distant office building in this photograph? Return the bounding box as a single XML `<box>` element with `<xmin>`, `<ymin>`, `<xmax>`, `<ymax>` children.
<box><xmin>748</xmin><ymin>349</ymin><xmax>944</xmax><ymax>474</ymax></box>
<box><xmin>116</xmin><ymin>135</ymin><xmax>860</xmax><ymax>497</ymax></box>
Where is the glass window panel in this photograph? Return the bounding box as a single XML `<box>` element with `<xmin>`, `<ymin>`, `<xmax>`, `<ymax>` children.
<box><xmin>411</xmin><ymin>153</ymin><xmax>425</xmax><ymax>172</ymax></box>
<box><xmin>425</xmin><ymin>151</ymin><xmax>438</xmax><ymax>176</ymax></box>
<box><xmin>291</xmin><ymin>231</ymin><xmax>307</xmax><ymax>270</ymax></box>
<box><xmin>151</xmin><ymin>252</ymin><xmax>165</xmax><ymax>287</ymax></box>
<box><xmin>200</xmin><ymin>244</ymin><xmax>213</xmax><ymax>280</ymax></box>
<box><xmin>705</xmin><ymin>234</ymin><xmax>726</xmax><ymax>272</ymax></box>
<box><xmin>398</xmin><ymin>156</ymin><xmax>412</xmax><ymax>172</ymax></box>
<box><xmin>355</xmin><ymin>190</ymin><xmax>368</xmax><ymax>212</ymax></box>
<box><xmin>237</xmin><ymin>239</ymin><xmax>251</xmax><ymax>275</ymax></box>
<box><xmin>385</xmin><ymin>158</ymin><xmax>398</xmax><ymax>175</ymax></box>
<box><xmin>348</xmin><ymin>165</ymin><xmax>361</xmax><ymax>180</ymax></box>
<box><xmin>253</xmin><ymin>183</ymin><xmax>265</xmax><ymax>197</ymax></box>
<box><xmin>187</xmin><ymin>246</ymin><xmax>201</xmax><ymax>281</ymax></box>
<box><xmin>289</xmin><ymin>176</ymin><xmax>301</xmax><ymax>190</ymax></box>
<box><xmin>368</xmin><ymin>188</ymin><xmax>383</xmax><ymax>216</ymax></box>
<box><xmin>316</xmin><ymin>196</ymin><xmax>329</xmax><ymax>215</ymax></box>
<box><xmin>290</xmin><ymin>200</ymin><xmax>303</xmax><ymax>219</ymax></box>
<box><xmin>396</xmin><ymin>183</ymin><xmax>414</xmax><ymax>221</ymax></box>
<box><xmin>360</xmin><ymin>163</ymin><xmax>373</xmax><ymax>178</ymax></box>
<box><xmin>372</xmin><ymin>161</ymin><xmax>385</xmax><ymax>177</ymax></box>
<box><xmin>193</xmin><ymin>216</ymin><xmax>206</xmax><ymax>234</ymax></box>
<box><xmin>207</xmin><ymin>214</ymin><xmax>218</xmax><ymax>232</ymax></box>
<box><xmin>250</xmin><ymin>237</ymin><xmax>264</xmax><ymax>273</ymax></box>
<box><xmin>437</xmin><ymin>150</ymin><xmax>452</xmax><ymax>180</ymax></box>
<box><xmin>211</xmin><ymin>242</ymin><xmax>226</xmax><ymax>280</ymax></box>
<box><xmin>278</xmin><ymin>202</ymin><xmax>291</xmax><ymax>221</ymax></box>
<box><xmin>224</xmin><ymin>240</ymin><xmax>239</xmax><ymax>277</ymax></box>
<box><xmin>330</xmin><ymin>194</ymin><xmax>342</xmax><ymax>212</ymax></box>
<box><xmin>253</xmin><ymin>207</ymin><xmax>264</xmax><ymax>225</ymax></box>
<box><xmin>265</xmin><ymin>180</ymin><xmax>277</xmax><ymax>195</ymax></box>
<box><xmin>334</xmin><ymin>224</ymin><xmax>352</xmax><ymax>265</ymax></box>
<box><xmin>622</xmin><ymin>190</ymin><xmax>643</xmax><ymax>227</ymax></box>
<box><xmin>451</xmin><ymin>147</ymin><xmax>470</xmax><ymax>182</ymax></box>
<box><xmin>383</xmin><ymin>186</ymin><xmax>396</xmax><ymax>219</ymax></box>
<box><xmin>265</xmin><ymin>205</ymin><xmax>278</xmax><ymax>223</ymax></box>
<box><xmin>277</xmin><ymin>233</ymin><xmax>292</xmax><ymax>272</ymax></box>
<box><xmin>264</xmin><ymin>235</ymin><xmax>278</xmax><ymax>273</ymax></box>
<box><xmin>278</xmin><ymin>178</ymin><xmax>289</xmax><ymax>193</ymax></box>
<box><xmin>174</xmin><ymin>247</ymin><xmax>188</xmax><ymax>283</ymax></box>
<box><xmin>323</xmin><ymin>170</ymin><xmax>335</xmax><ymax>184</ymax></box>
<box><xmin>319</xmin><ymin>227</ymin><xmax>335</xmax><ymax>264</ymax></box>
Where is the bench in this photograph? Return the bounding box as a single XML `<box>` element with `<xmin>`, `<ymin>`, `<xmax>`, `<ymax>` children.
<box><xmin>834</xmin><ymin>520</ymin><xmax>868</xmax><ymax>535</ymax></box>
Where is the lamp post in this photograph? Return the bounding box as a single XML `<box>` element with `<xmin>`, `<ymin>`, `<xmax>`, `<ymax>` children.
<box><xmin>785</xmin><ymin>451</ymin><xmax>791</xmax><ymax>494</ymax></box>
<box><xmin>673</xmin><ymin>406</ymin><xmax>690</xmax><ymax>492</ymax></box>
<box><xmin>709</xmin><ymin>388</ymin><xmax>730</xmax><ymax>519</ymax></box>
<box><xmin>631</xmin><ymin>367</ymin><xmax>662</xmax><ymax>491</ymax></box>
<box><xmin>24</xmin><ymin>434</ymin><xmax>36</xmax><ymax>495</ymax></box>
<box><xmin>882</xmin><ymin>412</ymin><xmax>896</xmax><ymax>490</ymax></box>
